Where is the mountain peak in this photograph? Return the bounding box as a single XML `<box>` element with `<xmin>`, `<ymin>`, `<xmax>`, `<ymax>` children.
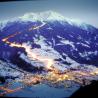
<box><xmin>19</xmin><ymin>11</ymin><xmax>66</xmax><ymax>21</ymax></box>
<box><xmin>0</xmin><ymin>11</ymin><xmax>96</xmax><ymax>31</ymax></box>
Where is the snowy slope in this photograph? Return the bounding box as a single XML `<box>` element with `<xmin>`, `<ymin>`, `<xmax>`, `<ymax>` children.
<box><xmin>0</xmin><ymin>11</ymin><xmax>98</xmax><ymax>72</ymax></box>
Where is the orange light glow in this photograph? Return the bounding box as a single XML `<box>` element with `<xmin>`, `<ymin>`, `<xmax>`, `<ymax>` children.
<box><xmin>2</xmin><ymin>31</ymin><xmax>54</xmax><ymax>69</ymax></box>
<box><xmin>2</xmin><ymin>32</ymin><xmax>21</xmax><ymax>42</ymax></box>
<box><xmin>2</xmin><ymin>27</ymin><xmax>98</xmax><ymax>89</ymax></box>
<box><xmin>22</xmin><ymin>43</ymin><xmax>54</xmax><ymax>69</ymax></box>
<box><xmin>29</xmin><ymin>22</ymin><xmax>46</xmax><ymax>31</ymax></box>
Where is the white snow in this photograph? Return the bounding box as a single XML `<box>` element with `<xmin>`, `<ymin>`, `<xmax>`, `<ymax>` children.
<box><xmin>0</xmin><ymin>60</ymin><xmax>23</xmax><ymax>78</ymax></box>
<box><xmin>61</xmin><ymin>40</ymin><xmax>75</xmax><ymax>48</ymax></box>
<box><xmin>62</xmin><ymin>53</ymin><xmax>80</xmax><ymax>68</ymax></box>
<box><xmin>47</xmin><ymin>27</ymin><xmax>53</xmax><ymax>30</ymax></box>
<box><xmin>0</xmin><ymin>20</ymin><xmax>8</xmax><ymax>31</ymax></box>
<box><xmin>77</xmin><ymin>42</ymin><xmax>90</xmax><ymax>48</ymax></box>
<box><xmin>19</xmin><ymin>11</ymin><xmax>66</xmax><ymax>22</ymax></box>
<box><xmin>79</xmin><ymin>50</ymin><xmax>98</xmax><ymax>58</ymax></box>
<box><xmin>0</xmin><ymin>11</ymin><xmax>96</xmax><ymax>31</ymax></box>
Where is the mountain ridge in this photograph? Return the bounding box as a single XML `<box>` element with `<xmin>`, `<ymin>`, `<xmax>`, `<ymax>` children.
<box><xmin>0</xmin><ymin>11</ymin><xmax>97</xmax><ymax>31</ymax></box>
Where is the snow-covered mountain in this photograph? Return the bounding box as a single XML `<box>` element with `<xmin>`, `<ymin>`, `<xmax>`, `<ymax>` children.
<box><xmin>0</xmin><ymin>11</ymin><xmax>98</xmax><ymax>72</ymax></box>
<box><xmin>0</xmin><ymin>11</ymin><xmax>96</xmax><ymax>31</ymax></box>
<box><xmin>19</xmin><ymin>11</ymin><xmax>66</xmax><ymax>21</ymax></box>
